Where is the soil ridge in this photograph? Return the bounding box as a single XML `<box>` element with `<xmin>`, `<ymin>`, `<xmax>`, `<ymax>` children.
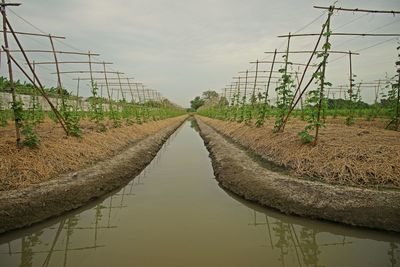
<box><xmin>196</xmin><ymin>116</ymin><xmax>400</xmax><ymax>232</ymax></box>
<box><xmin>0</xmin><ymin>117</ymin><xmax>187</xmax><ymax>234</ymax></box>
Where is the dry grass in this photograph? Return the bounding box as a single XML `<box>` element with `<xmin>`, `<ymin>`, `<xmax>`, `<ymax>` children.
<box><xmin>0</xmin><ymin>116</ymin><xmax>185</xmax><ymax>191</ymax></box>
<box><xmin>198</xmin><ymin>116</ymin><xmax>400</xmax><ymax>188</ymax></box>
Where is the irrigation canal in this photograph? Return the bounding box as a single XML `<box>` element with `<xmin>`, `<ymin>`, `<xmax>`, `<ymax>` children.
<box><xmin>0</xmin><ymin>120</ymin><xmax>399</xmax><ymax>267</ymax></box>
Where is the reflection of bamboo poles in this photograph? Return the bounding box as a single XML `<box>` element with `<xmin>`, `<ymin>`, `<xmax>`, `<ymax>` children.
<box><xmin>4</xmin><ymin>245</ymin><xmax>106</xmax><ymax>256</ymax></box>
<box><xmin>128</xmin><ymin>181</ymin><xmax>135</xmax><ymax>194</ymax></box>
<box><xmin>5</xmin><ymin>245</ymin><xmax>106</xmax><ymax>255</ymax></box>
<box><xmin>2</xmin><ymin>186</ymin><xmax>137</xmax><ymax>266</ymax></box>
<box><xmin>265</xmin><ymin>215</ymin><xmax>274</xmax><ymax>249</ymax></box>
<box><xmin>289</xmin><ymin>225</ymin><xmax>304</xmax><ymax>267</ymax></box>
<box><xmin>42</xmin><ymin>219</ymin><xmax>66</xmax><ymax>267</ymax></box>
<box><xmin>0</xmin><ymin>157</ymin><xmax>141</xmax><ymax>266</ymax></box>
<box><xmin>63</xmin><ymin>217</ymin><xmax>72</xmax><ymax>267</ymax></box>
<box><xmin>247</xmin><ymin>209</ymin><xmax>356</xmax><ymax>266</ymax></box>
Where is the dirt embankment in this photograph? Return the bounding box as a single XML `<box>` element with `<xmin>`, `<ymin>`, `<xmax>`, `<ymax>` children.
<box><xmin>1</xmin><ymin>116</ymin><xmax>187</xmax><ymax>191</ymax></box>
<box><xmin>0</xmin><ymin>116</ymin><xmax>187</xmax><ymax>233</ymax></box>
<box><xmin>196</xmin><ymin>116</ymin><xmax>400</xmax><ymax>188</ymax></box>
<box><xmin>196</xmin><ymin>117</ymin><xmax>400</xmax><ymax>232</ymax></box>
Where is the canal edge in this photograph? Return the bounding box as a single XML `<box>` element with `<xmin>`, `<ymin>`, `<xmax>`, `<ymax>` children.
<box><xmin>0</xmin><ymin>116</ymin><xmax>188</xmax><ymax>234</ymax></box>
<box><xmin>195</xmin><ymin>116</ymin><xmax>400</xmax><ymax>233</ymax></box>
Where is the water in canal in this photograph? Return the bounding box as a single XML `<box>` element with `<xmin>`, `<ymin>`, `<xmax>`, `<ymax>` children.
<box><xmin>0</xmin><ymin>120</ymin><xmax>399</xmax><ymax>267</ymax></box>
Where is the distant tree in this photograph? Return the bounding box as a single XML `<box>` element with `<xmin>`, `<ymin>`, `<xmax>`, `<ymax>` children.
<box><xmin>190</xmin><ymin>96</ymin><xmax>205</xmax><ymax>110</ymax></box>
<box><xmin>218</xmin><ymin>97</ymin><xmax>229</xmax><ymax>106</ymax></box>
<box><xmin>327</xmin><ymin>98</ymin><xmax>370</xmax><ymax>109</ymax></box>
<box><xmin>202</xmin><ymin>90</ymin><xmax>218</xmax><ymax>100</ymax></box>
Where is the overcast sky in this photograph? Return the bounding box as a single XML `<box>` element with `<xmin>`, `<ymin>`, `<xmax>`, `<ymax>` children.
<box><xmin>2</xmin><ymin>0</ymin><xmax>400</xmax><ymax>106</ymax></box>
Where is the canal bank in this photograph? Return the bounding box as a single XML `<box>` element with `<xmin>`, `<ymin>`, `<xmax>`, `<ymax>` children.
<box><xmin>0</xmin><ymin>119</ymin><xmax>399</xmax><ymax>267</ymax></box>
<box><xmin>0</xmin><ymin>116</ymin><xmax>187</xmax><ymax>234</ymax></box>
<box><xmin>196</xmin><ymin>116</ymin><xmax>400</xmax><ymax>232</ymax></box>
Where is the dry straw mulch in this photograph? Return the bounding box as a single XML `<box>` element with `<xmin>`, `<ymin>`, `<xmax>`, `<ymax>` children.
<box><xmin>0</xmin><ymin>116</ymin><xmax>185</xmax><ymax>191</ymax></box>
<box><xmin>199</xmin><ymin>116</ymin><xmax>400</xmax><ymax>188</ymax></box>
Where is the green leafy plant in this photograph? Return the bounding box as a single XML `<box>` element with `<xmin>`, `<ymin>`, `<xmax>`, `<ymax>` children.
<box><xmin>21</xmin><ymin>124</ymin><xmax>40</xmax><ymax>148</ymax></box>
<box><xmin>385</xmin><ymin>79</ymin><xmax>400</xmax><ymax>130</ymax></box>
<box><xmin>385</xmin><ymin>45</ymin><xmax>400</xmax><ymax>130</ymax></box>
<box><xmin>88</xmin><ymin>82</ymin><xmax>106</xmax><ymax>132</ymax></box>
<box><xmin>274</xmin><ymin>61</ymin><xmax>295</xmax><ymax>132</ymax></box>
<box><xmin>345</xmin><ymin>77</ymin><xmax>358</xmax><ymax>126</ymax></box>
<box><xmin>13</xmin><ymin>98</ymin><xmax>41</xmax><ymax>148</ymax></box>
<box><xmin>0</xmin><ymin>93</ymin><xmax>8</xmax><ymax>127</ymax></box>
<box><xmin>298</xmin><ymin>8</ymin><xmax>333</xmax><ymax>144</ymax></box>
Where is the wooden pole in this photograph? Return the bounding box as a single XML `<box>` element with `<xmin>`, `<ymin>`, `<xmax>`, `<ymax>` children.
<box><xmin>348</xmin><ymin>50</ymin><xmax>354</xmax><ymax>119</ymax></box>
<box><xmin>396</xmin><ymin>72</ymin><xmax>400</xmax><ymax>128</ymax></box>
<box><xmin>134</xmin><ymin>82</ymin><xmax>142</xmax><ymax>103</ymax></box>
<box><xmin>0</xmin><ymin>29</ymin><xmax>64</xmax><ymax>38</ymax></box>
<box><xmin>313</xmin><ymin>6</ymin><xmax>333</xmax><ymax>145</ymax></box>
<box><xmin>243</xmin><ymin>70</ymin><xmax>248</xmax><ymax>105</ymax></box>
<box><xmin>75</xmin><ymin>77</ymin><xmax>80</xmax><ymax>110</ymax></box>
<box><xmin>6</xmin><ymin>52</ymin><xmax>69</xmax><ymax>133</ymax></box>
<box><xmin>49</xmin><ymin>34</ymin><xmax>64</xmax><ymax>109</ymax></box>
<box><xmin>5</xmin><ymin>49</ymin><xmax>99</xmax><ymax>56</ymax></box>
<box><xmin>313</xmin><ymin>6</ymin><xmax>400</xmax><ymax>14</ymax></box>
<box><xmin>102</xmin><ymin>62</ymin><xmax>112</xmax><ymax>106</ymax></box>
<box><xmin>117</xmin><ymin>72</ymin><xmax>126</xmax><ymax>101</ymax></box>
<box><xmin>88</xmin><ymin>51</ymin><xmax>94</xmax><ymax>89</ymax></box>
<box><xmin>141</xmin><ymin>84</ymin><xmax>147</xmax><ymax>102</ymax></box>
<box><xmin>278</xmin><ymin>33</ymin><xmax>400</xmax><ymax>38</ymax></box>
<box><xmin>281</xmin><ymin>13</ymin><xmax>330</xmax><ymax>131</ymax></box>
<box><xmin>126</xmin><ymin>78</ymin><xmax>135</xmax><ymax>103</ymax></box>
<box><xmin>251</xmin><ymin>60</ymin><xmax>259</xmax><ymax>106</ymax></box>
<box><xmin>276</xmin><ymin>32</ymin><xmax>292</xmax><ymax>130</ymax></box>
<box><xmin>2</xmin><ymin>8</ymin><xmax>68</xmax><ymax>136</ymax></box>
<box><xmin>1</xmin><ymin>0</ymin><xmax>21</xmax><ymax>145</ymax></box>
<box><xmin>264</xmin><ymin>49</ymin><xmax>277</xmax><ymax>106</ymax></box>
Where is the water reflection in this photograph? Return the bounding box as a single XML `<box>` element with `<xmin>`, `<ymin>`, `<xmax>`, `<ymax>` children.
<box><xmin>0</xmin><ymin>121</ymin><xmax>399</xmax><ymax>267</ymax></box>
<box><xmin>0</xmin><ymin>129</ymin><xmax>164</xmax><ymax>267</ymax></box>
<box><xmin>189</xmin><ymin>117</ymin><xmax>199</xmax><ymax>132</ymax></box>
<box><xmin>0</xmin><ymin>168</ymin><xmax>153</xmax><ymax>267</ymax></box>
<box><xmin>226</xmin><ymin>188</ymin><xmax>400</xmax><ymax>267</ymax></box>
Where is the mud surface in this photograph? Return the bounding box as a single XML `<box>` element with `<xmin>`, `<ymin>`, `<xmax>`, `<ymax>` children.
<box><xmin>1</xmin><ymin>116</ymin><xmax>187</xmax><ymax>191</ymax></box>
<box><xmin>0</xmin><ymin>117</ymin><xmax>186</xmax><ymax>234</ymax></box>
<box><xmin>196</xmin><ymin>117</ymin><xmax>400</xmax><ymax>232</ymax></box>
<box><xmin>196</xmin><ymin>116</ymin><xmax>400</xmax><ymax>188</ymax></box>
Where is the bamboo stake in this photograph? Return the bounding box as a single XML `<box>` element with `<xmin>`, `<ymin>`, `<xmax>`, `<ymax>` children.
<box><xmin>117</xmin><ymin>72</ymin><xmax>126</xmax><ymax>101</ymax></box>
<box><xmin>313</xmin><ymin>6</ymin><xmax>334</xmax><ymax>145</ymax></box>
<box><xmin>75</xmin><ymin>77</ymin><xmax>80</xmax><ymax>110</ymax></box>
<box><xmin>5</xmin><ymin>49</ymin><xmax>99</xmax><ymax>56</ymax></box>
<box><xmin>6</xmin><ymin>51</ymin><xmax>69</xmax><ymax>134</ymax></box>
<box><xmin>281</xmin><ymin>15</ymin><xmax>329</xmax><ymax>131</ymax></box>
<box><xmin>264</xmin><ymin>49</ymin><xmax>277</xmax><ymax>106</ymax></box>
<box><xmin>251</xmin><ymin>60</ymin><xmax>259</xmax><ymax>106</ymax></box>
<box><xmin>102</xmin><ymin>62</ymin><xmax>112</xmax><ymax>104</ymax></box>
<box><xmin>0</xmin><ymin>29</ymin><xmax>65</xmax><ymax>38</ymax></box>
<box><xmin>126</xmin><ymin>78</ymin><xmax>135</xmax><ymax>103</ymax></box>
<box><xmin>3</xmin><ymin>15</ymin><xmax>68</xmax><ymax>135</ymax></box>
<box><xmin>278</xmin><ymin>33</ymin><xmax>400</xmax><ymax>38</ymax></box>
<box><xmin>1</xmin><ymin>0</ymin><xmax>21</xmax><ymax>145</ymax></box>
<box><xmin>313</xmin><ymin>6</ymin><xmax>400</xmax><ymax>14</ymax></box>
<box><xmin>49</xmin><ymin>34</ymin><xmax>65</xmax><ymax>109</ymax></box>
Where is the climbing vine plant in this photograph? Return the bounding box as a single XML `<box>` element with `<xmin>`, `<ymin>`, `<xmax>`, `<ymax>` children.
<box><xmin>298</xmin><ymin>6</ymin><xmax>334</xmax><ymax>144</ymax></box>
<box><xmin>274</xmin><ymin>57</ymin><xmax>295</xmax><ymax>132</ymax></box>
<box><xmin>385</xmin><ymin>44</ymin><xmax>400</xmax><ymax>131</ymax></box>
<box><xmin>89</xmin><ymin>82</ymin><xmax>106</xmax><ymax>132</ymax></box>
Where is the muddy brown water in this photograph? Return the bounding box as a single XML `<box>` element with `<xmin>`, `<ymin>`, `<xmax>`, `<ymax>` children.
<box><xmin>0</xmin><ymin>120</ymin><xmax>399</xmax><ymax>267</ymax></box>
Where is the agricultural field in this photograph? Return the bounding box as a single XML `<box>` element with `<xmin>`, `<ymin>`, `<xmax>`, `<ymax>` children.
<box><xmin>1</xmin><ymin>1</ymin><xmax>400</xmax><ymax>267</ymax></box>
<box><xmin>193</xmin><ymin>4</ymin><xmax>400</xmax><ymax>190</ymax></box>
